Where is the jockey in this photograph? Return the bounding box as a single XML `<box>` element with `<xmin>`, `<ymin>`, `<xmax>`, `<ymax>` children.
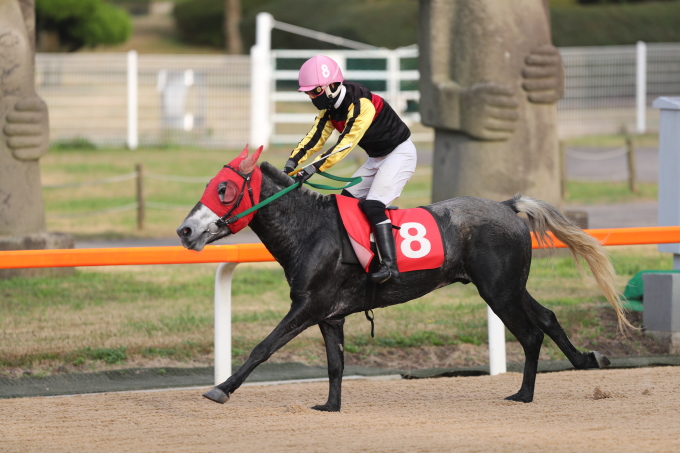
<box><xmin>282</xmin><ymin>55</ymin><xmax>417</xmax><ymax>284</ymax></box>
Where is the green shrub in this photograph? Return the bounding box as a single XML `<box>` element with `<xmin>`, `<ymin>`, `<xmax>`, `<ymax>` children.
<box><xmin>173</xmin><ymin>0</ymin><xmax>226</xmax><ymax>48</ymax></box>
<box><xmin>36</xmin><ymin>0</ymin><xmax>132</xmax><ymax>51</ymax></box>
<box><xmin>174</xmin><ymin>0</ymin><xmax>679</xmax><ymax>51</ymax></box>
<box><xmin>174</xmin><ymin>0</ymin><xmax>418</xmax><ymax>50</ymax></box>
<box><xmin>551</xmin><ymin>1</ymin><xmax>680</xmax><ymax>46</ymax></box>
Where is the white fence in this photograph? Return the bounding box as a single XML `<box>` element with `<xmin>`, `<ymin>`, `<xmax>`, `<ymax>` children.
<box><xmin>267</xmin><ymin>48</ymin><xmax>426</xmax><ymax>145</ymax></box>
<box><xmin>558</xmin><ymin>42</ymin><xmax>680</xmax><ymax>137</ymax></box>
<box><xmin>34</xmin><ymin>43</ymin><xmax>680</xmax><ymax>149</ymax></box>
<box><xmin>37</xmin><ymin>52</ymin><xmax>251</xmax><ymax>148</ymax></box>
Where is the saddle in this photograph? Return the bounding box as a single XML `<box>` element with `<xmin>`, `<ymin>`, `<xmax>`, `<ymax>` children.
<box><xmin>334</xmin><ymin>195</ymin><xmax>445</xmax><ymax>273</ymax></box>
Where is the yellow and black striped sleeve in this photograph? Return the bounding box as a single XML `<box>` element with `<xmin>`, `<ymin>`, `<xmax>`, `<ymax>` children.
<box><xmin>312</xmin><ymin>98</ymin><xmax>376</xmax><ymax>172</ymax></box>
<box><xmin>289</xmin><ymin>110</ymin><xmax>335</xmax><ymax>167</ymax></box>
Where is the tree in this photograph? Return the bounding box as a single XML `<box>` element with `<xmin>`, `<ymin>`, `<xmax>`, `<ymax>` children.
<box><xmin>225</xmin><ymin>0</ymin><xmax>243</xmax><ymax>54</ymax></box>
<box><xmin>174</xmin><ymin>0</ymin><xmax>247</xmax><ymax>52</ymax></box>
<box><xmin>35</xmin><ymin>0</ymin><xmax>131</xmax><ymax>52</ymax></box>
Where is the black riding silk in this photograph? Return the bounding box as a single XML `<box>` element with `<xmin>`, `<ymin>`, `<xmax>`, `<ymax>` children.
<box><xmin>290</xmin><ymin>81</ymin><xmax>412</xmax><ymax>172</ymax></box>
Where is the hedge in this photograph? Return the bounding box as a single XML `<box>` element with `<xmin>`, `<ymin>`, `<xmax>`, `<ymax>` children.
<box><xmin>36</xmin><ymin>0</ymin><xmax>132</xmax><ymax>51</ymax></box>
<box><xmin>551</xmin><ymin>1</ymin><xmax>680</xmax><ymax>46</ymax></box>
<box><xmin>173</xmin><ymin>0</ymin><xmax>680</xmax><ymax>51</ymax></box>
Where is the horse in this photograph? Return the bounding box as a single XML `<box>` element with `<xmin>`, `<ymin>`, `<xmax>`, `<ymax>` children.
<box><xmin>177</xmin><ymin>146</ymin><xmax>630</xmax><ymax>412</ymax></box>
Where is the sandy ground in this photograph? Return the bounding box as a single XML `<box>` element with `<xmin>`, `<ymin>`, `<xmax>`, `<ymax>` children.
<box><xmin>1</xmin><ymin>367</ymin><xmax>679</xmax><ymax>453</ymax></box>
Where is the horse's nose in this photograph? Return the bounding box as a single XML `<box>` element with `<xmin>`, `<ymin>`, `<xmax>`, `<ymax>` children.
<box><xmin>177</xmin><ymin>225</ymin><xmax>192</xmax><ymax>238</ymax></box>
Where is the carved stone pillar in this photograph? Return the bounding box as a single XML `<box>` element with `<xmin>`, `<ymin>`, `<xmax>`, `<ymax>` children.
<box><xmin>418</xmin><ymin>0</ymin><xmax>564</xmax><ymax>206</ymax></box>
<box><xmin>0</xmin><ymin>0</ymin><xmax>73</xmax><ymax>278</ymax></box>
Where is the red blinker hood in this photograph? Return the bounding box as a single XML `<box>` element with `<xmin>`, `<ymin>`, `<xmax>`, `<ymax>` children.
<box><xmin>199</xmin><ymin>145</ymin><xmax>263</xmax><ymax>234</ymax></box>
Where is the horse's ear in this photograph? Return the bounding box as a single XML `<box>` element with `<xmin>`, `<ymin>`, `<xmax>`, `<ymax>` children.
<box><xmin>236</xmin><ymin>144</ymin><xmax>249</xmax><ymax>160</ymax></box>
<box><xmin>240</xmin><ymin>145</ymin><xmax>263</xmax><ymax>173</ymax></box>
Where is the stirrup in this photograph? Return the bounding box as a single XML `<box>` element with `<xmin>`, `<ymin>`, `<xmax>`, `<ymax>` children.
<box><xmin>371</xmin><ymin>264</ymin><xmax>393</xmax><ymax>284</ymax></box>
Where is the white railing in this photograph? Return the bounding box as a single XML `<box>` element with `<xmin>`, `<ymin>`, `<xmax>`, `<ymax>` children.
<box><xmin>267</xmin><ymin>48</ymin><xmax>425</xmax><ymax>146</ymax></box>
<box><xmin>34</xmin><ymin>44</ymin><xmax>680</xmax><ymax>149</ymax></box>
<box><xmin>36</xmin><ymin>52</ymin><xmax>251</xmax><ymax>148</ymax></box>
<box><xmin>557</xmin><ymin>42</ymin><xmax>680</xmax><ymax>138</ymax></box>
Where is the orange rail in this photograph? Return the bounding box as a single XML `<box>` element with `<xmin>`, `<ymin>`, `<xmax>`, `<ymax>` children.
<box><xmin>531</xmin><ymin>226</ymin><xmax>680</xmax><ymax>249</ymax></box>
<box><xmin>0</xmin><ymin>243</ymin><xmax>274</xmax><ymax>269</ymax></box>
<box><xmin>1</xmin><ymin>226</ymin><xmax>680</xmax><ymax>270</ymax></box>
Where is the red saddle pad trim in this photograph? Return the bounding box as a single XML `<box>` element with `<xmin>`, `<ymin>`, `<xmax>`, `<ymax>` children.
<box><xmin>335</xmin><ymin>195</ymin><xmax>445</xmax><ymax>273</ymax></box>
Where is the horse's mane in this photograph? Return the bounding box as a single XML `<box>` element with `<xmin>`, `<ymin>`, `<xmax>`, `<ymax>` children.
<box><xmin>259</xmin><ymin>162</ymin><xmax>332</xmax><ymax>205</ymax></box>
<box><xmin>260</xmin><ymin>161</ymin><xmax>296</xmax><ymax>188</ymax></box>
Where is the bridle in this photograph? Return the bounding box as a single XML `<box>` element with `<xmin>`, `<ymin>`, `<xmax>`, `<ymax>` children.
<box><xmin>206</xmin><ymin>165</ymin><xmax>255</xmax><ymax>235</ymax></box>
<box><xmin>203</xmin><ymin>159</ymin><xmax>362</xmax><ymax>236</ymax></box>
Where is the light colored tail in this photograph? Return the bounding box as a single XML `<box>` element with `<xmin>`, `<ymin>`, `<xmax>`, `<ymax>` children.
<box><xmin>505</xmin><ymin>194</ymin><xmax>633</xmax><ymax>331</ymax></box>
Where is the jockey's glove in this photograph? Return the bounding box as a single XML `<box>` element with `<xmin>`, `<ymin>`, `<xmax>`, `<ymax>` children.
<box><xmin>282</xmin><ymin>159</ymin><xmax>297</xmax><ymax>176</ymax></box>
<box><xmin>295</xmin><ymin>165</ymin><xmax>317</xmax><ymax>185</ymax></box>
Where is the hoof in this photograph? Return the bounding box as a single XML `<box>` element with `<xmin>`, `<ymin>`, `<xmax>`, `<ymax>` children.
<box><xmin>203</xmin><ymin>387</ymin><xmax>229</xmax><ymax>404</ymax></box>
<box><xmin>311</xmin><ymin>403</ymin><xmax>340</xmax><ymax>412</ymax></box>
<box><xmin>504</xmin><ymin>392</ymin><xmax>533</xmax><ymax>403</ymax></box>
<box><xmin>592</xmin><ymin>351</ymin><xmax>611</xmax><ymax>369</ymax></box>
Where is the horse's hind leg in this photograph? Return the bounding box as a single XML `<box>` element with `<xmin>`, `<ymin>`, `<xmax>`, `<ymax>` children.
<box><xmin>478</xmin><ymin>287</ymin><xmax>544</xmax><ymax>403</ymax></box>
<box><xmin>313</xmin><ymin>318</ymin><xmax>345</xmax><ymax>412</ymax></box>
<box><xmin>523</xmin><ymin>290</ymin><xmax>610</xmax><ymax>369</ymax></box>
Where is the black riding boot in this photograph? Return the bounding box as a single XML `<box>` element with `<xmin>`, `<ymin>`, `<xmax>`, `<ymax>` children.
<box><xmin>371</xmin><ymin>223</ymin><xmax>399</xmax><ymax>284</ymax></box>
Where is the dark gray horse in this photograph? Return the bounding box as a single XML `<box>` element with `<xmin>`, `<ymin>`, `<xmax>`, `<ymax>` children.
<box><xmin>177</xmin><ymin>148</ymin><xmax>630</xmax><ymax>412</ymax></box>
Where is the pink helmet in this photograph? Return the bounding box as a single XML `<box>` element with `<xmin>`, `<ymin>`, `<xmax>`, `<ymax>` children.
<box><xmin>298</xmin><ymin>55</ymin><xmax>344</xmax><ymax>92</ymax></box>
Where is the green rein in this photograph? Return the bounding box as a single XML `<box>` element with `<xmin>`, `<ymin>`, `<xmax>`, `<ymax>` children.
<box><xmin>229</xmin><ymin>171</ymin><xmax>362</xmax><ymax>222</ymax></box>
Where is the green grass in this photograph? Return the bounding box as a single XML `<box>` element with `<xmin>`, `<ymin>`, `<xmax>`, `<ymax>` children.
<box><xmin>0</xmin><ymin>246</ymin><xmax>671</xmax><ymax>375</ymax></box>
<box><xmin>565</xmin><ymin>181</ymin><xmax>657</xmax><ymax>205</ymax></box>
<box><xmin>40</xmin><ymin>146</ymin><xmax>435</xmax><ymax>237</ymax></box>
<box><xmin>564</xmin><ymin>133</ymin><xmax>658</xmax><ymax>149</ymax></box>
<box><xmin>41</xmin><ymin>144</ymin><xmax>656</xmax><ymax>236</ymax></box>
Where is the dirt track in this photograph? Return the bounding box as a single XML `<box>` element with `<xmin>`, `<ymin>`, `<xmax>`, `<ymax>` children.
<box><xmin>2</xmin><ymin>367</ymin><xmax>680</xmax><ymax>452</ymax></box>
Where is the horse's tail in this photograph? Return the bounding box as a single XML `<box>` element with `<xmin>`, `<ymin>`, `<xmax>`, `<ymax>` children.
<box><xmin>503</xmin><ymin>194</ymin><xmax>633</xmax><ymax>331</ymax></box>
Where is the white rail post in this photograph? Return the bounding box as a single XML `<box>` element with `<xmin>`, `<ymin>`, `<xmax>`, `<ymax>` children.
<box><xmin>250</xmin><ymin>12</ymin><xmax>274</xmax><ymax>149</ymax></box>
<box><xmin>387</xmin><ymin>50</ymin><xmax>401</xmax><ymax>114</ymax></box>
<box><xmin>487</xmin><ymin>306</ymin><xmax>507</xmax><ymax>375</ymax></box>
<box><xmin>126</xmin><ymin>50</ymin><xmax>138</xmax><ymax>150</ymax></box>
<box><xmin>214</xmin><ymin>262</ymin><xmax>238</xmax><ymax>385</ymax></box>
<box><xmin>636</xmin><ymin>41</ymin><xmax>647</xmax><ymax>134</ymax></box>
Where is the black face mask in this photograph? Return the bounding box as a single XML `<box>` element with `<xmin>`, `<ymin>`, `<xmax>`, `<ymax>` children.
<box><xmin>311</xmin><ymin>92</ymin><xmax>331</xmax><ymax>110</ymax></box>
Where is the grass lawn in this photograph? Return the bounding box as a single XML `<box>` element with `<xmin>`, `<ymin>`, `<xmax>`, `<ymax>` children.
<box><xmin>0</xmin><ymin>245</ymin><xmax>670</xmax><ymax>378</ymax></box>
<box><xmin>565</xmin><ymin>181</ymin><xmax>657</xmax><ymax>205</ymax></box>
<box><xmin>40</xmin><ymin>144</ymin><xmax>656</xmax><ymax>239</ymax></box>
<box><xmin>8</xmin><ymin>142</ymin><xmax>664</xmax><ymax>378</ymax></box>
<box><xmin>39</xmin><ymin>145</ymin><xmax>432</xmax><ymax>239</ymax></box>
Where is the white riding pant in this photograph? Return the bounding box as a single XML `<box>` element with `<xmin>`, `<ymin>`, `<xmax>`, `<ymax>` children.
<box><xmin>345</xmin><ymin>138</ymin><xmax>417</xmax><ymax>206</ymax></box>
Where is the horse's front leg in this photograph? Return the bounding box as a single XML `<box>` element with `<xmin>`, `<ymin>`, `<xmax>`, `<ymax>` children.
<box><xmin>203</xmin><ymin>291</ymin><xmax>319</xmax><ymax>404</ymax></box>
<box><xmin>312</xmin><ymin>318</ymin><xmax>346</xmax><ymax>412</ymax></box>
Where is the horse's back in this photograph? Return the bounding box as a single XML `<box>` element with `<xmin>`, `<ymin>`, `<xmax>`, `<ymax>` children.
<box><xmin>426</xmin><ymin>196</ymin><xmax>523</xmax><ymax>228</ymax></box>
<box><xmin>425</xmin><ymin>196</ymin><xmax>531</xmax><ymax>257</ymax></box>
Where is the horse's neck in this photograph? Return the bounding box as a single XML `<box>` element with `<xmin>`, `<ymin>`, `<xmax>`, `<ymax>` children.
<box><xmin>249</xmin><ymin>172</ymin><xmax>333</xmax><ymax>270</ymax></box>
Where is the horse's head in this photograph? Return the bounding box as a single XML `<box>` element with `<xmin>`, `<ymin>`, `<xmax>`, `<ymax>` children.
<box><xmin>177</xmin><ymin>145</ymin><xmax>263</xmax><ymax>251</ymax></box>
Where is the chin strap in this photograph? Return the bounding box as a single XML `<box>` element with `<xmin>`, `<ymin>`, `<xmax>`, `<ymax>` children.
<box><xmin>325</xmin><ymin>82</ymin><xmax>343</xmax><ymax>99</ymax></box>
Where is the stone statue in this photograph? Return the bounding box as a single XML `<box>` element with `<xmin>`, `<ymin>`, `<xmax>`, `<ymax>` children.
<box><xmin>1</xmin><ymin>0</ymin><xmax>49</xmax><ymax>234</ymax></box>
<box><xmin>1</xmin><ymin>0</ymin><xmax>72</xmax><ymax>278</ymax></box>
<box><xmin>418</xmin><ymin>0</ymin><xmax>564</xmax><ymax>206</ymax></box>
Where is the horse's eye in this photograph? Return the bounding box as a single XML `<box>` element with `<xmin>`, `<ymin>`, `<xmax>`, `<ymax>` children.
<box><xmin>218</xmin><ymin>181</ymin><xmax>239</xmax><ymax>205</ymax></box>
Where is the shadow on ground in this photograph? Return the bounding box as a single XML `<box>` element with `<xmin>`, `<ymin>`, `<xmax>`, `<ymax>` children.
<box><xmin>3</xmin><ymin>356</ymin><xmax>680</xmax><ymax>399</ymax></box>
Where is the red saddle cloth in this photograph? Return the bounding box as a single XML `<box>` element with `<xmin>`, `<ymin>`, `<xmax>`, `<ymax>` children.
<box><xmin>335</xmin><ymin>195</ymin><xmax>445</xmax><ymax>273</ymax></box>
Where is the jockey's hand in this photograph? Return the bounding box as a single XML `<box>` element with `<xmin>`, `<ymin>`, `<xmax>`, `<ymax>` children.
<box><xmin>282</xmin><ymin>159</ymin><xmax>297</xmax><ymax>176</ymax></box>
<box><xmin>295</xmin><ymin>165</ymin><xmax>317</xmax><ymax>185</ymax></box>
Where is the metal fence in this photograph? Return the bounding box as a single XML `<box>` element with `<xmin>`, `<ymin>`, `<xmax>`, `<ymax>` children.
<box><xmin>267</xmin><ymin>48</ymin><xmax>425</xmax><ymax>145</ymax></box>
<box><xmin>37</xmin><ymin>53</ymin><xmax>251</xmax><ymax>148</ymax></box>
<box><xmin>558</xmin><ymin>43</ymin><xmax>680</xmax><ymax>137</ymax></box>
<box><xmin>35</xmin><ymin>43</ymin><xmax>680</xmax><ymax>148</ymax></box>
